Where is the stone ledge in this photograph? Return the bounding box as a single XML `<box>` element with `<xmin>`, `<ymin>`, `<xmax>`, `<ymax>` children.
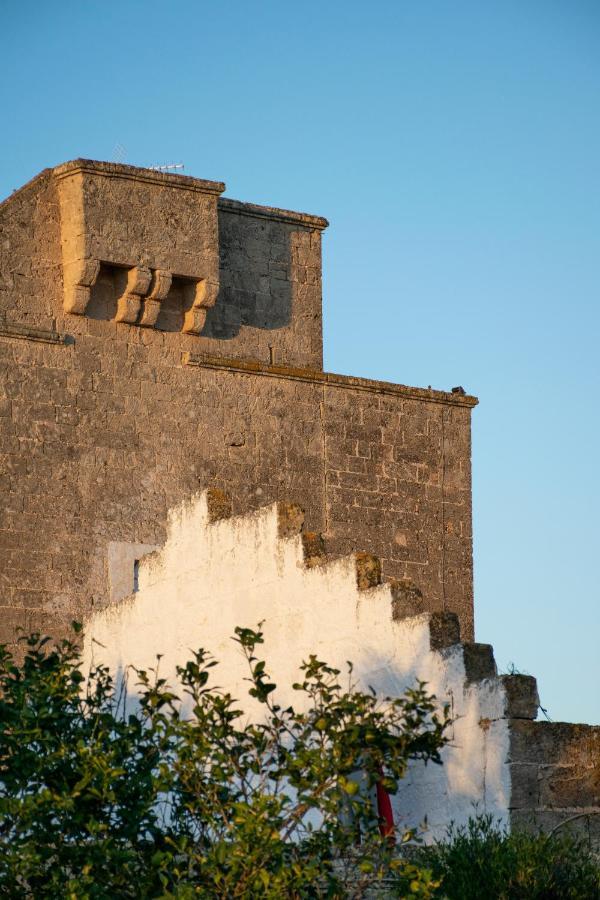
<box><xmin>509</xmin><ymin>720</ymin><xmax>600</xmax><ymax>765</ymax></box>
<box><xmin>52</xmin><ymin>159</ymin><xmax>226</xmax><ymax>196</ymax></box>
<box><xmin>182</xmin><ymin>353</ymin><xmax>479</xmax><ymax>408</ymax></box>
<box><xmin>219</xmin><ymin>197</ymin><xmax>329</xmax><ymax>231</ymax></box>
<box><xmin>0</xmin><ymin>322</ymin><xmax>67</xmax><ymax>345</ymax></box>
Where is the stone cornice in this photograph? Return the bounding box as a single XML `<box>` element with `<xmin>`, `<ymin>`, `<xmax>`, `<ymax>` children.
<box><xmin>1</xmin><ymin>161</ymin><xmax>329</xmax><ymax>231</ymax></box>
<box><xmin>0</xmin><ymin>322</ymin><xmax>66</xmax><ymax>345</ymax></box>
<box><xmin>182</xmin><ymin>353</ymin><xmax>478</xmax><ymax>408</ymax></box>
<box><xmin>52</xmin><ymin>159</ymin><xmax>226</xmax><ymax>196</ymax></box>
<box><xmin>219</xmin><ymin>197</ymin><xmax>329</xmax><ymax>231</ymax></box>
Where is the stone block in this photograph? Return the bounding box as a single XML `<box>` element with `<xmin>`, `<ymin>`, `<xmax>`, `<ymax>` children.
<box><xmin>526</xmin><ymin>810</ymin><xmax>592</xmax><ymax>842</ymax></box>
<box><xmin>277</xmin><ymin>502</ymin><xmax>305</xmax><ymax>539</ymax></box>
<box><xmin>462</xmin><ymin>642</ymin><xmax>497</xmax><ymax>682</ymax></box>
<box><xmin>354</xmin><ymin>552</ymin><xmax>382</xmax><ymax>590</ymax></box>
<box><xmin>501</xmin><ymin>674</ymin><xmax>539</xmax><ymax>719</ymax></box>
<box><xmin>509</xmin><ymin>763</ymin><xmax>540</xmax><ymax>808</ymax></box>
<box><xmin>539</xmin><ymin>764</ymin><xmax>600</xmax><ymax>808</ymax></box>
<box><xmin>510</xmin><ymin>720</ymin><xmax>600</xmax><ymax>766</ymax></box>
<box><xmin>427</xmin><ymin>612</ymin><xmax>461</xmax><ymax>650</ymax></box>
<box><xmin>302</xmin><ymin>532</ymin><xmax>326</xmax><ymax>568</ymax></box>
<box><xmin>390</xmin><ymin>578</ymin><xmax>425</xmax><ymax>620</ymax></box>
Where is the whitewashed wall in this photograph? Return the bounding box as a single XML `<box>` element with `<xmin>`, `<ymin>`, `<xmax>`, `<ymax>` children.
<box><xmin>83</xmin><ymin>492</ymin><xmax>513</xmax><ymax>839</ymax></box>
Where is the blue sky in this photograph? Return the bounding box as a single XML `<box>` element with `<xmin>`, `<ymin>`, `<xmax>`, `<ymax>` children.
<box><xmin>2</xmin><ymin>1</ymin><xmax>599</xmax><ymax>723</ymax></box>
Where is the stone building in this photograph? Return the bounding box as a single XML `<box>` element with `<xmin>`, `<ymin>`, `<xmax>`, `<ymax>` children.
<box><xmin>1</xmin><ymin>160</ymin><xmax>599</xmax><ymax>842</ymax></box>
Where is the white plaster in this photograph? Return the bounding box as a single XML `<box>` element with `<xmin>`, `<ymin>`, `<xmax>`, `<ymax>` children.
<box><xmin>84</xmin><ymin>492</ymin><xmax>512</xmax><ymax>840</ymax></box>
<box><xmin>107</xmin><ymin>540</ymin><xmax>160</xmax><ymax>603</ymax></box>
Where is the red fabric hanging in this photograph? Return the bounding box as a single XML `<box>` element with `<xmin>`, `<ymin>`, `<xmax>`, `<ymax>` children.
<box><xmin>376</xmin><ymin>776</ymin><xmax>395</xmax><ymax>841</ymax></box>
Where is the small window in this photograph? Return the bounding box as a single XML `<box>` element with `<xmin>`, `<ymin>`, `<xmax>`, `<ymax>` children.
<box><xmin>133</xmin><ymin>559</ymin><xmax>140</xmax><ymax>593</ymax></box>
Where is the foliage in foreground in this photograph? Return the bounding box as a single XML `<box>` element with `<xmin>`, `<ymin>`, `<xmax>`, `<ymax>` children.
<box><xmin>0</xmin><ymin>625</ymin><xmax>449</xmax><ymax>898</ymax></box>
<box><xmin>413</xmin><ymin>814</ymin><xmax>600</xmax><ymax>900</ymax></box>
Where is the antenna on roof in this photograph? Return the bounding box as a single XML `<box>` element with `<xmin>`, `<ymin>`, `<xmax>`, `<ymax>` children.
<box><xmin>148</xmin><ymin>163</ymin><xmax>185</xmax><ymax>173</ymax></box>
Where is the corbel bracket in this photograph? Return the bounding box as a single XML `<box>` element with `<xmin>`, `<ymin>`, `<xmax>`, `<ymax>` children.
<box><xmin>139</xmin><ymin>270</ymin><xmax>172</xmax><ymax>327</ymax></box>
<box><xmin>115</xmin><ymin>266</ymin><xmax>153</xmax><ymax>324</ymax></box>
<box><xmin>63</xmin><ymin>257</ymin><xmax>100</xmax><ymax>315</ymax></box>
<box><xmin>182</xmin><ymin>279</ymin><xmax>219</xmax><ymax>335</ymax></box>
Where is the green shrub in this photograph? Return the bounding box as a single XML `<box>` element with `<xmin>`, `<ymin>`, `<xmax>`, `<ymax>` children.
<box><xmin>413</xmin><ymin>814</ymin><xmax>600</xmax><ymax>900</ymax></box>
<box><xmin>0</xmin><ymin>625</ymin><xmax>449</xmax><ymax>898</ymax></box>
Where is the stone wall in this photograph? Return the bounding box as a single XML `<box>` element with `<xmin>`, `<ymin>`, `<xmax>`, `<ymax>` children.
<box><xmin>2</xmin><ymin>161</ymin><xmax>598</xmax><ymax>844</ymax></box>
<box><xmin>0</xmin><ymin>161</ymin><xmax>476</xmax><ymax>644</ymax></box>
<box><xmin>210</xmin><ymin>199</ymin><xmax>324</xmax><ymax>368</ymax></box>
<box><xmin>83</xmin><ymin>490</ymin><xmax>600</xmax><ymax>844</ymax></box>
<box><xmin>509</xmin><ymin>720</ymin><xmax>600</xmax><ymax>845</ymax></box>
<box><xmin>82</xmin><ymin>491</ymin><xmax>600</xmax><ymax>845</ymax></box>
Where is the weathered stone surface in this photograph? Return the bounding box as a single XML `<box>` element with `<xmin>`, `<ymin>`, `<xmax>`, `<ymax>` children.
<box><xmin>427</xmin><ymin>611</ymin><xmax>461</xmax><ymax>651</ymax></box>
<box><xmin>462</xmin><ymin>643</ymin><xmax>497</xmax><ymax>682</ymax></box>
<box><xmin>205</xmin><ymin>488</ymin><xmax>233</xmax><ymax>522</ymax></box>
<box><xmin>390</xmin><ymin>577</ymin><xmax>425</xmax><ymax>620</ymax></box>
<box><xmin>538</xmin><ymin>764</ymin><xmax>600</xmax><ymax>808</ymax></box>
<box><xmin>509</xmin><ymin>719</ymin><xmax>600</xmax><ymax>846</ymax></box>
<box><xmin>509</xmin><ymin>721</ymin><xmax>600</xmax><ymax>766</ymax></box>
<box><xmin>302</xmin><ymin>532</ymin><xmax>327</xmax><ymax>568</ymax></box>
<box><xmin>354</xmin><ymin>552</ymin><xmax>382</xmax><ymax>590</ymax></box>
<box><xmin>510</xmin><ymin>809</ymin><xmax>593</xmax><ymax>841</ymax></box>
<box><xmin>55</xmin><ymin>160</ymin><xmax>223</xmax><ymax>320</ymax></box>
<box><xmin>509</xmin><ymin>763</ymin><xmax>540</xmax><ymax>809</ymax></box>
<box><xmin>501</xmin><ymin>674</ymin><xmax>539</xmax><ymax>719</ymax></box>
<box><xmin>0</xmin><ymin>160</ymin><xmax>477</xmax><ymax>648</ymax></box>
<box><xmin>277</xmin><ymin>502</ymin><xmax>305</xmax><ymax>539</ymax></box>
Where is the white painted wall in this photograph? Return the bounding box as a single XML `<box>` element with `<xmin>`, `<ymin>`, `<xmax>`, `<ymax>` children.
<box><xmin>83</xmin><ymin>492</ymin><xmax>511</xmax><ymax>839</ymax></box>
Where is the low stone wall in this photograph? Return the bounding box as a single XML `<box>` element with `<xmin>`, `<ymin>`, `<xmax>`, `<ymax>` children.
<box><xmin>509</xmin><ymin>720</ymin><xmax>600</xmax><ymax>848</ymax></box>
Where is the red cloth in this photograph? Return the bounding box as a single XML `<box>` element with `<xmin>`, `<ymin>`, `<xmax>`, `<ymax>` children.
<box><xmin>376</xmin><ymin>778</ymin><xmax>395</xmax><ymax>840</ymax></box>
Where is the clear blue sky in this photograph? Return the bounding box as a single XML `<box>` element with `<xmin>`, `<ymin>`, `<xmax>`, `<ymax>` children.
<box><xmin>2</xmin><ymin>1</ymin><xmax>599</xmax><ymax>723</ymax></box>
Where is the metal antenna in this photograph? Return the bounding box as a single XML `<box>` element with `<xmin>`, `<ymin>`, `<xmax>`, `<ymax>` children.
<box><xmin>148</xmin><ymin>163</ymin><xmax>185</xmax><ymax>173</ymax></box>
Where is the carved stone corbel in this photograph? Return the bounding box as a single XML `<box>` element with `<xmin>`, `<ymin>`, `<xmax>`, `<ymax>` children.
<box><xmin>182</xmin><ymin>279</ymin><xmax>219</xmax><ymax>335</ymax></box>
<box><xmin>139</xmin><ymin>270</ymin><xmax>172</xmax><ymax>328</ymax></box>
<box><xmin>115</xmin><ymin>266</ymin><xmax>152</xmax><ymax>324</ymax></box>
<box><xmin>63</xmin><ymin>257</ymin><xmax>100</xmax><ymax>315</ymax></box>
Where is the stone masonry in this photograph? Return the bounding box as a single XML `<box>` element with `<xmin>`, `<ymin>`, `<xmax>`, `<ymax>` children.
<box><xmin>0</xmin><ymin>160</ymin><xmax>476</xmax><ymax>645</ymax></box>
<box><xmin>1</xmin><ymin>160</ymin><xmax>599</xmax><ymax>843</ymax></box>
<box><xmin>82</xmin><ymin>490</ymin><xmax>600</xmax><ymax>846</ymax></box>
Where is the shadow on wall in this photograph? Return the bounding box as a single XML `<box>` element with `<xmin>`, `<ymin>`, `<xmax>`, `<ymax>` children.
<box><xmin>201</xmin><ymin>213</ymin><xmax>297</xmax><ymax>339</ymax></box>
<box><xmin>86</xmin><ymin>216</ymin><xmax>303</xmax><ymax>338</ymax></box>
<box><xmin>86</xmin><ymin>268</ymin><xmax>215</xmax><ymax>333</ymax></box>
<box><xmin>82</xmin><ymin>641</ymin><xmax>481</xmax><ymax>842</ymax></box>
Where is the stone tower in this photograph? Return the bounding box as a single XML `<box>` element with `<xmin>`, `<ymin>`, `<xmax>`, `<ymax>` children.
<box><xmin>0</xmin><ymin>160</ymin><xmax>476</xmax><ymax>644</ymax></box>
<box><xmin>1</xmin><ymin>160</ymin><xmax>599</xmax><ymax>844</ymax></box>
